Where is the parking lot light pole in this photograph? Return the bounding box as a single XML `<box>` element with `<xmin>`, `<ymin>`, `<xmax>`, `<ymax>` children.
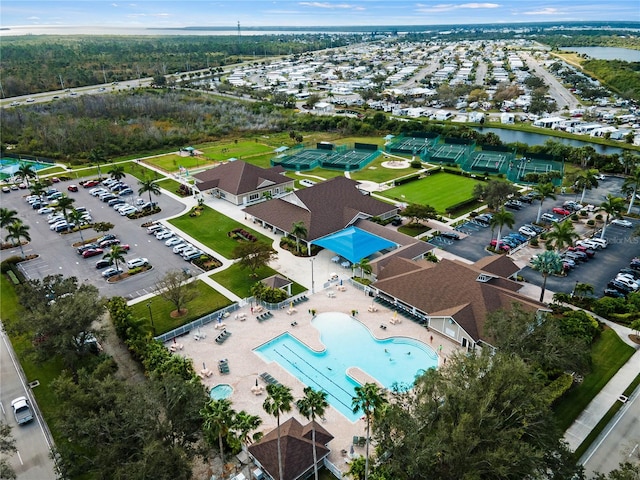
<box><xmin>147</xmin><ymin>301</ymin><xmax>155</xmax><ymax>336</ymax></box>
<box><xmin>310</xmin><ymin>257</ymin><xmax>315</xmax><ymax>294</ymax></box>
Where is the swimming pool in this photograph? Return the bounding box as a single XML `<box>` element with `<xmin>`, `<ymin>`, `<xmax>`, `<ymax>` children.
<box><xmin>0</xmin><ymin>158</ymin><xmax>53</xmax><ymax>180</ymax></box>
<box><xmin>254</xmin><ymin>312</ymin><xmax>438</xmax><ymax>421</ymax></box>
<box><xmin>209</xmin><ymin>384</ymin><xmax>233</xmax><ymax>400</ymax></box>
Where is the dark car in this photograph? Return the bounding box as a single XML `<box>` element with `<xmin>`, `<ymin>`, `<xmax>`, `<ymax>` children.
<box><xmin>102</xmin><ymin>267</ymin><xmax>123</xmax><ymax>279</ymax></box>
<box><xmin>568</xmin><ymin>246</ymin><xmax>595</xmax><ymax>258</ymax></box>
<box><xmin>603</xmin><ymin>288</ymin><xmax>626</xmax><ymax>298</ymax></box>
<box><xmin>99</xmin><ymin>239</ymin><xmax>121</xmax><ymax>248</ymax></box>
<box><xmin>95</xmin><ymin>259</ymin><xmax>113</xmax><ymax>269</ymax></box>
<box><xmin>505</xmin><ymin>200</ymin><xmax>522</xmax><ymax>210</ymax></box>
<box><xmin>390</xmin><ymin>217</ymin><xmax>403</xmax><ymax>226</ymax></box>
<box><xmin>77</xmin><ymin>243</ymin><xmax>100</xmax><ymax>254</ymax></box>
<box><xmin>440</xmin><ymin>231</ymin><xmax>460</xmax><ymax>240</ymax></box>
<box><xmin>97</xmin><ymin>234</ymin><xmax>116</xmax><ymax>243</ymax></box>
<box><xmin>608</xmin><ymin>279</ymin><xmax>634</xmax><ymax>294</ymax></box>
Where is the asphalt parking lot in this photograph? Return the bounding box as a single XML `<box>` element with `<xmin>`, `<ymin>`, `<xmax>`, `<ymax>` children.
<box><xmin>433</xmin><ymin>175</ymin><xmax>640</xmax><ymax>297</ymax></box>
<box><xmin>0</xmin><ymin>174</ymin><xmax>194</xmax><ymax>300</ymax></box>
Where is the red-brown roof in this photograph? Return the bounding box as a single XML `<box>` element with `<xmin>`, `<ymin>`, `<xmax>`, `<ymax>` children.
<box><xmin>193</xmin><ymin>161</ymin><xmax>292</xmax><ymax>195</ymax></box>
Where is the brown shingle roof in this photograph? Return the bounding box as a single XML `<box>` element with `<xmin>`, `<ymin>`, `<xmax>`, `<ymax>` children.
<box><xmin>374</xmin><ymin>258</ymin><xmax>545</xmax><ymax>342</ymax></box>
<box><xmin>193</xmin><ymin>160</ymin><xmax>291</xmax><ymax>195</ymax></box>
<box><xmin>473</xmin><ymin>255</ymin><xmax>522</xmax><ymax>278</ymax></box>
<box><xmin>248</xmin><ymin>418</ymin><xmax>333</xmax><ymax>480</ymax></box>
<box><xmin>244</xmin><ymin>177</ymin><xmax>397</xmax><ymax>241</ymax></box>
<box><xmin>262</xmin><ymin>274</ymin><xmax>293</xmax><ymax>290</ymax></box>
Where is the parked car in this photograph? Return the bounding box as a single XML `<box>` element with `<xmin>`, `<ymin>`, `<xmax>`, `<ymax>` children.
<box><xmin>37</xmin><ymin>207</ymin><xmax>54</xmax><ymax>214</ymax></box>
<box><xmin>2</xmin><ymin>186</ymin><xmax>11</xmax><ymax>193</ymax></box>
<box><xmin>67</xmin><ymin>185</ymin><xmax>79</xmax><ymax>192</ymax></box>
<box><xmin>618</xmin><ymin>268</ymin><xmax>640</xmax><ymax>281</ymax></box>
<box><xmin>504</xmin><ymin>200</ymin><xmax>522</xmax><ymax>210</ymax></box>
<box><xmin>95</xmin><ymin>259</ymin><xmax>113</xmax><ymax>269</ymax></box>
<box><xmin>552</xmin><ymin>207</ymin><xmax>571</xmax><ymax>216</ymax></box>
<box><xmin>82</xmin><ymin>180</ymin><xmax>100</xmax><ymax>188</ymax></box>
<box><xmin>611</xmin><ymin>219</ymin><xmax>633</xmax><ymax>228</ymax></box>
<box><xmin>97</xmin><ymin>234</ymin><xmax>116</xmax><ymax>243</ymax></box>
<box><xmin>519</xmin><ymin>226</ymin><xmax>537</xmax><ymax>237</ymax></box>
<box><xmin>118</xmin><ymin>188</ymin><xmax>134</xmax><ymax>196</ymax></box>
<box><xmin>440</xmin><ymin>231</ymin><xmax>460</xmax><ymax>240</ymax></box>
<box><xmin>390</xmin><ymin>217</ymin><xmax>403</xmax><ymax>226</ymax></box>
<box><xmin>102</xmin><ymin>267</ymin><xmax>124</xmax><ymax>278</ymax></box>
<box><xmin>82</xmin><ymin>248</ymin><xmax>104</xmax><ymax>258</ymax></box>
<box><xmin>608</xmin><ymin>279</ymin><xmax>634</xmax><ymax>294</ymax></box>
<box><xmin>173</xmin><ymin>243</ymin><xmax>192</xmax><ymax>254</ymax></box>
<box><xmin>540</xmin><ymin>213</ymin><xmax>559</xmax><ymax>223</ymax></box>
<box><xmin>11</xmin><ymin>397</ymin><xmax>34</xmax><ymax>425</ymax></box>
<box><xmin>165</xmin><ymin>237</ymin><xmax>183</xmax><ymax>247</ymax></box>
<box><xmin>99</xmin><ymin>239</ymin><xmax>121</xmax><ymax>248</ymax></box>
<box><xmin>489</xmin><ymin>239</ymin><xmax>510</xmax><ymax>251</ymax></box>
<box><xmin>155</xmin><ymin>230</ymin><xmax>174</xmax><ymax>240</ymax></box>
<box><xmin>100</xmin><ymin>194</ymin><xmax>117</xmax><ymax>203</ymax></box>
<box><xmin>77</xmin><ymin>243</ymin><xmax>100</xmax><ymax>254</ymax></box>
<box><xmin>568</xmin><ymin>246</ymin><xmax>595</xmax><ymax>258</ymax></box>
<box><xmin>147</xmin><ymin>224</ymin><xmax>164</xmax><ymax>234</ymax></box>
<box><xmin>126</xmin><ymin>257</ymin><xmax>148</xmax><ymax>269</ymax></box>
<box><xmin>183</xmin><ymin>250</ymin><xmax>204</xmax><ymax>261</ymax></box>
<box><xmin>119</xmin><ymin>206</ymin><xmax>138</xmax><ymax>216</ymax></box>
<box><xmin>603</xmin><ymin>288</ymin><xmax>626</xmax><ymax>298</ymax></box>
<box><xmin>615</xmin><ymin>275</ymin><xmax>639</xmax><ymax>290</ymax></box>
<box><xmin>108</xmin><ymin>198</ymin><xmax>126</xmax><ymax>207</ymax></box>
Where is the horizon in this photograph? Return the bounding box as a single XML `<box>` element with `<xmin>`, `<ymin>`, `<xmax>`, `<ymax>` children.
<box><xmin>2</xmin><ymin>0</ymin><xmax>639</xmax><ymax>34</ymax></box>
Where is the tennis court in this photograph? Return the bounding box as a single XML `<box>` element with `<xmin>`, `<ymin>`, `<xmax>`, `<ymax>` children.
<box><xmin>320</xmin><ymin>149</ymin><xmax>379</xmax><ymax>171</ymax></box>
<box><xmin>272</xmin><ymin>145</ymin><xmax>380</xmax><ymax>172</ymax></box>
<box><xmin>506</xmin><ymin>156</ymin><xmax>564</xmax><ymax>185</ymax></box>
<box><xmin>385</xmin><ymin>135</ymin><xmax>436</xmax><ymax>155</ymax></box>
<box><xmin>466</xmin><ymin>151</ymin><xmax>512</xmax><ymax>173</ymax></box>
<box><xmin>272</xmin><ymin>148</ymin><xmax>331</xmax><ymax>171</ymax></box>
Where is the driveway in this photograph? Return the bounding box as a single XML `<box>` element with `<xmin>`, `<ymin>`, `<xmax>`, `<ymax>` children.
<box><xmin>0</xmin><ymin>174</ymin><xmax>197</xmax><ymax>301</ymax></box>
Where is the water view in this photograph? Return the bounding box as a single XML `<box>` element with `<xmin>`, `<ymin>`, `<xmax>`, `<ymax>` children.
<box><xmin>563</xmin><ymin>47</ymin><xmax>640</xmax><ymax>62</ymax></box>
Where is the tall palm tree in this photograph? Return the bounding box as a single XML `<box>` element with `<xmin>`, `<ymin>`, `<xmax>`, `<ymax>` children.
<box><xmin>621</xmin><ymin>167</ymin><xmax>640</xmax><ymax>214</ymax></box>
<box><xmin>489</xmin><ymin>207</ymin><xmax>515</xmax><ymax>250</ymax></box>
<box><xmin>232</xmin><ymin>410</ymin><xmax>263</xmax><ymax>446</ymax></box>
<box><xmin>574</xmin><ymin>169</ymin><xmax>599</xmax><ymax>204</ymax></box>
<box><xmin>102</xmin><ymin>244</ymin><xmax>127</xmax><ymax>271</ymax></box>
<box><xmin>15</xmin><ymin>163</ymin><xmax>36</xmax><ymax>187</ymax></box>
<box><xmin>55</xmin><ymin>195</ymin><xmax>76</xmax><ymax>222</ymax></box>
<box><xmin>352</xmin><ymin>382</ymin><xmax>387</xmax><ymax>480</ymax></box>
<box><xmin>296</xmin><ymin>387</ymin><xmax>329</xmax><ymax>480</ymax></box>
<box><xmin>0</xmin><ymin>207</ymin><xmax>19</xmax><ymax>237</ymax></box>
<box><xmin>357</xmin><ymin>257</ymin><xmax>372</xmax><ymax>278</ymax></box>
<box><xmin>533</xmin><ymin>182</ymin><xmax>556</xmax><ymax>223</ymax></box>
<box><xmin>200</xmin><ymin>398</ymin><xmax>234</xmax><ymax>470</ymax></box>
<box><xmin>68</xmin><ymin>209</ymin><xmax>87</xmax><ymax>243</ymax></box>
<box><xmin>599</xmin><ymin>194</ymin><xmax>625</xmax><ymax>239</ymax></box>
<box><xmin>138</xmin><ymin>178</ymin><xmax>162</xmax><ymax>205</ymax></box>
<box><xmin>5</xmin><ymin>220</ymin><xmax>31</xmax><ymax>258</ymax></box>
<box><xmin>545</xmin><ymin>221</ymin><xmax>579</xmax><ymax>251</ymax></box>
<box><xmin>530</xmin><ymin>250</ymin><xmax>564</xmax><ymax>302</ymax></box>
<box><xmin>263</xmin><ymin>383</ymin><xmax>293</xmax><ymax>480</ymax></box>
<box><xmin>29</xmin><ymin>181</ymin><xmax>46</xmax><ymax>200</ymax></box>
<box><xmin>573</xmin><ymin>282</ymin><xmax>594</xmax><ymax>300</ymax></box>
<box><xmin>107</xmin><ymin>164</ymin><xmax>126</xmax><ymax>182</ymax></box>
<box><xmin>291</xmin><ymin>221</ymin><xmax>308</xmax><ymax>254</ymax></box>
<box><xmin>88</xmin><ymin>147</ymin><xmax>106</xmax><ymax>180</ymax></box>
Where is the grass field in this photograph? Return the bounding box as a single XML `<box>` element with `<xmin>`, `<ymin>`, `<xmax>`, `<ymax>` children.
<box><xmin>380</xmin><ymin>172</ymin><xmax>481</xmax><ymax>213</ymax></box>
<box><xmin>350</xmin><ymin>156</ymin><xmax>415</xmax><ymax>183</ymax></box>
<box><xmin>210</xmin><ymin>263</ymin><xmax>306</xmax><ymax>299</ymax></box>
<box><xmin>156</xmin><ymin>177</ymin><xmax>185</xmax><ymax>195</ymax></box>
<box><xmin>168</xmin><ymin>205</ymin><xmax>272</xmax><ymax>259</ymax></box>
<box><xmin>198</xmin><ymin>140</ymin><xmax>275</xmax><ymax>161</ymax></box>
<box><xmin>145</xmin><ymin>153</ymin><xmax>217</xmax><ymax>173</ymax></box>
<box><xmin>128</xmin><ymin>280</ymin><xmax>232</xmax><ymax>335</ymax></box>
<box><xmin>553</xmin><ymin>327</ymin><xmax>635</xmax><ymax>431</ymax></box>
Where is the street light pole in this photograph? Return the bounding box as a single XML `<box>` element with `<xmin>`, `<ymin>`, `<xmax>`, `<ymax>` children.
<box><xmin>147</xmin><ymin>301</ymin><xmax>155</xmax><ymax>336</ymax></box>
<box><xmin>310</xmin><ymin>257</ymin><xmax>315</xmax><ymax>294</ymax></box>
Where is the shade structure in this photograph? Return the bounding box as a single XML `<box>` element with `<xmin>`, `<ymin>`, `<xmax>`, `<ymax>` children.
<box><xmin>311</xmin><ymin>226</ymin><xmax>396</xmax><ymax>264</ymax></box>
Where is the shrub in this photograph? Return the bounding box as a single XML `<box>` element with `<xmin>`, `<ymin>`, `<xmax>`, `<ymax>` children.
<box><xmin>571</xmin><ymin>214</ymin><xmax>579</xmax><ymax>221</ymax></box>
<box><xmin>530</xmin><ymin>237</ymin><xmax>539</xmax><ymax>247</ymax></box>
<box><xmin>587</xmin><ymin>219</ymin><xmax>595</xmax><ymax>226</ymax></box>
<box><xmin>547</xmin><ymin>373</ymin><xmax>575</xmax><ymax>404</ymax></box>
<box><xmin>410</xmin><ymin>159</ymin><xmax>422</xmax><ymax>168</ymax></box>
<box><xmin>595</xmin><ymin>214</ymin><xmax>603</xmax><ymax>221</ymax></box>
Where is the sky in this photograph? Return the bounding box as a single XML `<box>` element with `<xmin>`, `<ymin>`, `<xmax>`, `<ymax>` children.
<box><xmin>1</xmin><ymin>0</ymin><xmax>639</xmax><ymax>31</ymax></box>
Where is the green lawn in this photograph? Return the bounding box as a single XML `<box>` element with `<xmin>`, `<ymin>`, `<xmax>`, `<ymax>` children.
<box><xmin>128</xmin><ymin>280</ymin><xmax>232</xmax><ymax>335</ymax></box>
<box><xmin>144</xmin><ymin>153</ymin><xmax>217</xmax><ymax>173</ymax></box>
<box><xmin>553</xmin><ymin>327</ymin><xmax>635</xmax><ymax>431</ymax></box>
<box><xmin>198</xmin><ymin>140</ymin><xmax>275</xmax><ymax>161</ymax></box>
<box><xmin>350</xmin><ymin>156</ymin><xmax>416</xmax><ymax>184</ymax></box>
<box><xmin>380</xmin><ymin>172</ymin><xmax>481</xmax><ymax>213</ymax></box>
<box><xmin>210</xmin><ymin>263</ymin><xmax>306</xmax><ymax>299</ymax></box>
<box><xmin>156</xmin><ymin>177</ymin><xmax>185</xmax><ymax>195</ymax></box>
<box><xmin>168</xmin><ymin>205</ymin><xmax>272</xmax><ymax>259</ymax></box>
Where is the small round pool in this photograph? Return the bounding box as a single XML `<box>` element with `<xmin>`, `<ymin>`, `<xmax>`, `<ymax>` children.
<box><xmin>209</xmin><ymin>384</ymin><xmax>233</xmax><ymax>400</ymax></box>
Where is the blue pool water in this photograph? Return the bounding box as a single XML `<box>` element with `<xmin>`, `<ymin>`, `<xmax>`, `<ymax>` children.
<box><xmin>209</xmin><ymin>384</ymin><xmax>233</xmax><ymax>400</ymax></box>
<box><xmin>254</xmin><ymin>312</ymin><xmax>438</xmax><ymax>421</ymax></box>
<box><xmin>0</xmin><ymin>158</ymin><xmax>52</xmax><ymax>179</ymax></box>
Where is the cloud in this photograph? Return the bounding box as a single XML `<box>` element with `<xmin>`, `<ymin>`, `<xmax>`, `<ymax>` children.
<box><xmin>416</xmin><ymin>3</ymin><xmax>500</xmax><ymax>13</ymax></box>
<box><xmin>523</xmin><ymin>7</ymin><xmax>559</xmax><ymax>15</ymax></box>
<box><xmin>27</xmin><ymin>16</ymin><xmax>40</xmax><ymax>20</ymax></box>
<box><xmin>298</xmin><ymin>2</ymin><xmax>363</xmax><ymax>9</ymax></box>
<box><xmin>111</xmin><ymin>3</ymin><xmax>118</xmax><ymax>7</ymax></box>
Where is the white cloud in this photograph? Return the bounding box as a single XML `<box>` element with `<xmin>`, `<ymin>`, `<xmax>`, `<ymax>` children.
<box><xmin>523</xmin><ymin>7</ymin><xmax>559</xmax><ymax>15</ymax></box>
<box><xmin>298</xmin><ymin>2</ymin><xmax>361</xmax><ymax>9</ymax></box>
<box><xmin>27</xmin><ymin>16</ymin><xmax>40</xmax><ymax>20</ymax></box>
<box><xmin>416</xmin><ymin>2</ymin><xmax>500</xmax><ymax>13</ymax></box>
<box><xmin>111</xmin><ymin>3</ymin><xmax>118</xmax><ymax>7</ymax></box>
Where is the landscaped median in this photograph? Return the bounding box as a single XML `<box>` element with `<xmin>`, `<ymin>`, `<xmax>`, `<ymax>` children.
<box><xmin>168</xmin><ymin>205</ymin><xmax>272</xmax><ymax>259</ymax></box>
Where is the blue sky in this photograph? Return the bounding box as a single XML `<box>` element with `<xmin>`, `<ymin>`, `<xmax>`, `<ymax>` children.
<box><xmin>1</xmin><ymin>1</ymin><xmax>638</xmax><ymax>29</ymax></box>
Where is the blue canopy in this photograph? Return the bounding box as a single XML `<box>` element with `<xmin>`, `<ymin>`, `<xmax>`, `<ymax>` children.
<box><xmin>311</xmin><ymin>226</ymin><xmax>396</xmax><ymax>264</ymax></box>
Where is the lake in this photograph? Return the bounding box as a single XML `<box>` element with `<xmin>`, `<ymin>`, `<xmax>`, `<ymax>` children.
<box><xmin>472</xmin><ymin>127</ymin><xmax>624</xmax><ymax>155</ymax></box>
<box><xmin>562</xmin><ymin>47</ymin><xmax>640</xmax><ymax>62</ymax></box>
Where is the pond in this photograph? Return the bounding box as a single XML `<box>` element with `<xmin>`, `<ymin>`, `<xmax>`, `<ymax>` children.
<box><xmin>561</xmin><ymin>47</ymin><xmax>640</xmax><ymax>62</ymax></box>
<box><xmin>472</xmin><ymin>127</ymin><xmax>625</xmax><ymax>155</ymax></box>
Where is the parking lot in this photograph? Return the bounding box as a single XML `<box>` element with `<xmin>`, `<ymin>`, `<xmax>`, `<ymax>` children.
<box><xmin>0</xmin><ymin>174</ymin><xmax>197</xmax><ymax>300</ymax></box>
<box><xmin>433</xmin><ymin>175</ymin><xmax>640</xmax><ymax>297</ymax></box>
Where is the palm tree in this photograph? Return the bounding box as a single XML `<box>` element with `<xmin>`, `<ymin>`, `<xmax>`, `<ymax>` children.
<box><xmin>263</xmin><ymin>383</ymin><xmax>293</xmax><ymax>480</ymax></box>
<box><xmin>0</xmin><ymin>207</ymin><xmax>19</xmax><ymax>237</ymax></box>
<box><xmin>29</xmin><ymin>181</ymin><xmax>46</xmax><ymax>200</ymax></box>
<box><xmin>533</xmin><ymin>182</ymin><xmax>556</xmax><ymax>223</ymax></box>
<box><xmin>232</xmin><ymin>410</ymin><xmax>263</xmax><ymax>446</ymax></box>
<box><xmin>599</xmin><ymin>194</ymin><xmax>625</xmax><ymax>239</ymax></box>
<box><xmin>296</xmin><ymin>387</ymin><xmax>329</xmax><ymax>480</ymax></box>
<box><xmin>291</xmin><ymin>221</ymin><xmax>308</xmax><ymax>254</ymax></box>
<box><xmin>15</xmin><ymin>163</ymin><xmax>36</xmax><ymax>187</ymax></box>
<box><xmin>574</xmin><ymin>169</ymin><xmax>599</xmax><ymax>204</ymax></box>
<box><xmin>88</xmin><ymin>147</ymin><xmax>106</xmax><ymax>180</ymax></box>
<box><xmin>352</xmin><ymin>382</ymin><xmax>387</xmax><ymax>480</ymax></box>
<box><xmin>107</xmin><ymin>164</ymin><xmax>126</xmax><ymax>182</ymax></box>
<box><xmin>55</xmin><ymin>195</ymin><xmax>76</xmax><ymax>222</ymax></box>
<box><xmin>68</xmin><ymin>209</ymin><xmax>87</xmax><ymax>244</ymax></box>
<box><xmin>573</xmin><ymin>282</ymin><xmax>594</xmax><ymax>300</ymax></box>
<box><xmin>545</xmin><ymin>221</ymin><xmax>579</xmax><ymax>251</ymax></box>
<box><xmin>138</xmin><ymin>178</ymin><xmax>162</xmax><ymax>205</ymax></box>
<box><xmin>489</xmin><ymin>207</ymin><xmax>515</xmax><ymax>250</ymax></box>
<box><xmin>200</xmin><ymin>398</ymin><xmax>234</xmax><ymax>470</ymax></box>
<box><xmin>530</xmin><ymin>250</ymin><xmax>564</xmax><ymax>302</ymax></box>
<box><xmin>621</xmin><ymin>167</ymin><xmax>640</xmax><ymax>214</ymax></box>
<box><xmin>5</xmin><ymin>220</ymin><xmax>31</xmax><ymax>258</ymax></box>
<box><xmin>102</xmin><ymin>244</ymin><xmax>127</xmax><ymax>271</ymax></box>
<box><xmin>356</xmin><ymin>257</ymin><xmax>372</xmax><ymax>278</ymax></box>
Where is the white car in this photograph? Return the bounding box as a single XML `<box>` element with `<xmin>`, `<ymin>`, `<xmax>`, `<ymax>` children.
<box><xmin>518</xmin><ymin>226</ymin><xmax>537</xmax><ymax>237</ymax></box>
<box><xmin>49</xmin><ymin>220</ymin><xmax>67</xmax><ymax>230</ymax></box>
<box><xmin>126</xmin><ymin>257</ymin><xmax>148</xmax><ymax>269</ymax></box>
<box><xmin>119</xmin><ymin>206</ymin><xmax>138</xmax><ymax>216</ymax></box>
<box><xmin>576</xmin><ymin>239</ymin><xmax>601</xmax><ymax>250</ymax></box>
<box><xmin>173</xmin><ymin>243</ymin><xmax>192</xmax><ymax>254</ymax></box>
<box><xmin>615</xmin><ymin>275</ymin><xmax>639</xmax><ymax>290</ymax></box>
<box><xmin>37</xmin><ymin>207</ymin><xmax>54</xmax><ymax>214</ymax></box>
<box><xmin>155</xmin><ymin>230</ymin><xmax>174</xmax><ymax>240</ymax></box>
<box><xmin>611</xmin><ymin>219</ymin><xmax>632</xmax><ymax>228</ymax></box>
<box><xmin>165</xmin><ymin>237</ymin><xmax>182</xmax><ymax>247</ymax></box>
<box><xmin>11</xmin><ymin>397</ymin><xmax>33</xmax><ymax>425</ymax></box>
<box><xmin>540</xmin><ymin>213</ymin><xmax>559</xmax><ymax>223</ymax></box>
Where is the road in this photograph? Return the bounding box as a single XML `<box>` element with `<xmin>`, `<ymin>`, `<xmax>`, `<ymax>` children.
<box><xmin>581</xmin><ymin>384</ymin><xmax>640</xmax><ymax>476</ymax></box>
<box><xmin>520</xmin><ymin>51</ymin><xmax>581</xmax><ymax>111</ymax></box>
<box><xmin>0</xmin><ymin>329</ymin><xmax>56</xmax><ymax>479</ymax></box>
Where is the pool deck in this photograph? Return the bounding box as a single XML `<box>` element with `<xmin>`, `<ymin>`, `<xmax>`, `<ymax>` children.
<box><xmin>167</xmin><ymin>286</ymin><xmax>458</xmax><ymax>473</ymax></box>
